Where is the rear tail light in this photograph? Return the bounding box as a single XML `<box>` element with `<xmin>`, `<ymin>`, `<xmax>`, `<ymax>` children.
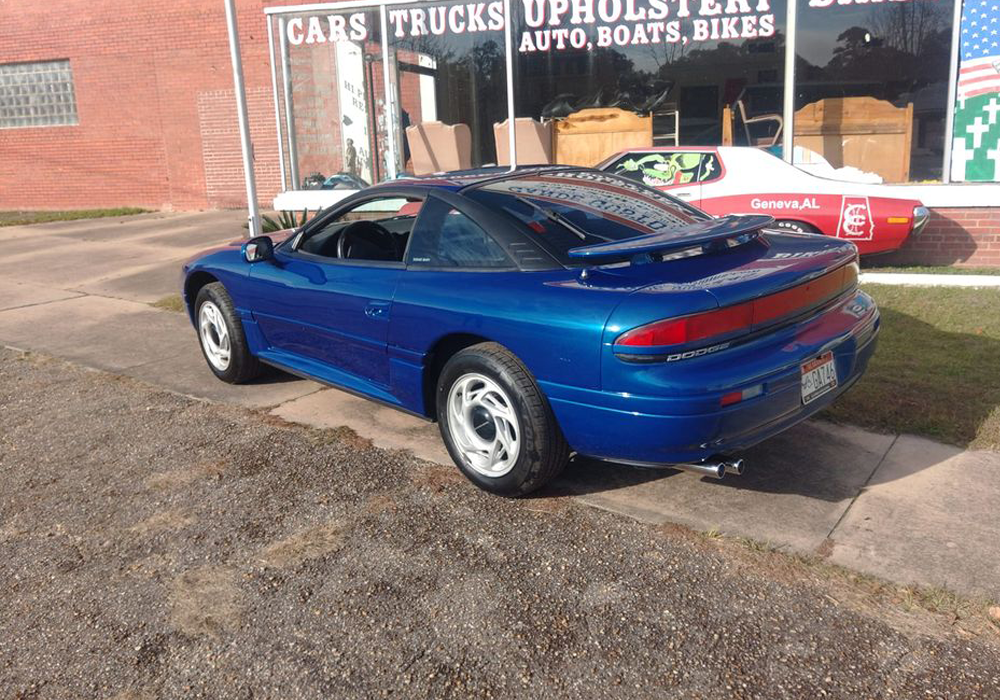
<box><xmin>616</xmin><ymin>263</ymin><xmax>858</xmax><ymax>349</ymax></box>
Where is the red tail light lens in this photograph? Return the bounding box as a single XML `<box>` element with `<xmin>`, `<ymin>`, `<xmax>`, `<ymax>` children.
<box><xmin>617</xmin><ymin>303</ymin><xmax>753</xmax><ymax>347</ymax></box>
<box><xmin>616</xmin><ymin>263</ymin><xmax>858</xmax><ymax>348</ymax></box>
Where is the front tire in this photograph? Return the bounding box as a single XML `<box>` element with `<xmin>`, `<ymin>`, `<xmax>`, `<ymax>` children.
<box><xmin>437</xmin><ymin>343</ymin><xmax>569</xmax><ymax>496</ymax></box>
<box><xmin>194</xmin><ymin>282</ymin><xmax>261</xmax><ymax>384</ymax></box>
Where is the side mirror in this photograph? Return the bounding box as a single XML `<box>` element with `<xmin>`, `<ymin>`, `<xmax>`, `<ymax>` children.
<box><xmin>243</xmin><ymin>235</ymin><xmax>274</xmax><ymax>263</ymax></box>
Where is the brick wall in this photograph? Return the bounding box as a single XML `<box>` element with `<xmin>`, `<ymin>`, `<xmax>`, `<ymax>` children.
<box><xmin>0</xmin><ymin>0</ymin><xmax>304</xmax><ymax>211</ymax></box>
<box><xmin>881</xmin><ymin>207</ymin><xmax>1000</xmax><ymax>268</ymax></box>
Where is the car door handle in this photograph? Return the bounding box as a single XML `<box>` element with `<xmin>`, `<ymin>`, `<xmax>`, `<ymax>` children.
<box><xmin>364</xmin><ymin>301</ymin><xmax>391</xmax><ymax>320</ymax></box>
<box><xmin>675</xmin><ymin>192</ymin><xmax>693</xmax><ymax>199</ymax></box>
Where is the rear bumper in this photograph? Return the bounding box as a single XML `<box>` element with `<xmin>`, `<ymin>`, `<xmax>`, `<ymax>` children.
<box><xmin>542</xmin><ymin>290</ymin><xmax>879</xmax><ymax>465</ymax></box>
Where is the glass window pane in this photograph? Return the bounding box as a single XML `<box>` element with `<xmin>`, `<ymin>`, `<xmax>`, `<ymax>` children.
<box><xmin>408</xmin><ymin>197</ymin><xmax>512</xmax><ymax>267</ymax></box>
<box><xmin>0</xmin><ymin>59</ymin><xmax>78</xmax><ymax>129</ymax></box>
<box><xmin>796</xmin><ymin>0</ymin><xmax>954</xmax><ymax>182</ymax></box>
<box><xmin>278</xmin><ymin>9</ymin><xmax>390</xmax><ymax>189</ymax></box>
<box><xmin>511</xmin><ymin>1</ymin><xmax>787</xmax><ymax>165</ymax></box>
<box><xmin>387</xmin><ymin>1</ymin><xmax>509</xmax><ymax>175</ymax></box>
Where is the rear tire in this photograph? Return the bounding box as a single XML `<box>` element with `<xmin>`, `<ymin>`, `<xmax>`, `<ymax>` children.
<box><xmin>194</xmin><ymin>282</ymin><xmax>262</xmax><ymax>384</ymax></box>
<box><xmin>774</xmin><ymin>220</ymin><xmax>821</xmax><ymax>235</ymax></box>
<box><xmin>437</xmin><ymin>342</ymin><xmax>569</xmax><ymax>496</ymax></box>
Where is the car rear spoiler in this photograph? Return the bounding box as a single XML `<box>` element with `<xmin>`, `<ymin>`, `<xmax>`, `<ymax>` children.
<box><xmin>567</xmin><ymin>214</ymin><xmax>775</xmax><ymax>263</ymax></box>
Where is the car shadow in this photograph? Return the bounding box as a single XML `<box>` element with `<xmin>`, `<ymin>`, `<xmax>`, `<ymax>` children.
<box><xmin>542</xmin><ymin>306</ymin><xmax>999</xmax><ymax>504</ymax></box>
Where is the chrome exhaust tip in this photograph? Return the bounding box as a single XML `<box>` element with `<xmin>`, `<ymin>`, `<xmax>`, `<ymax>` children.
<box><xmin>723</xmin><ymin>458</ymin><xmax>745</xmax><ymax>476</ymax></box>
<box><xmin>673</xmin><ymin>460</ymin><xmax>726</xmax><ymax>479</ymax></box>
<box><xmin>671</xmin><ymin>456</ymin><xmax>744</xmax><ymax>479</ymax></box>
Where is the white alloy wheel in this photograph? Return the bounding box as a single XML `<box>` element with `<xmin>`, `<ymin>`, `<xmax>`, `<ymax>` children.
<box><xmin>199</xmin><ymin>301</ymin><xmax>232</xmax><ymax>371</ymax></box>
<box><xmin>446</xmin><ymin>372</ymin><xmax>521</xmax><ymax>477</ymax></box>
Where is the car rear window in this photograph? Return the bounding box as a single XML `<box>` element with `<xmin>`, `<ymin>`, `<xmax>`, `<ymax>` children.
<box><xmin>465</xmin><ymin>170</ymin><xmax>710</xmax><ymax>264</ymax></box>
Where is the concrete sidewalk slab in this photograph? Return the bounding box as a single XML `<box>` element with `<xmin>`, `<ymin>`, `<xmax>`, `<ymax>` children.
<box><xmin>827</xmin><ymin>434</ymin><xmax>1000</xmax><ymax>600</ymax></box>
<box><xmin>0</xmin><ymin>211</ymin><xmax>237</xmax><ymax>243</ymax></box>
<box><xmin>123</xmin><ymin>341</ymin><xmax>323</xmax><ymax>409</ymax></box>
<box><xmin>0</xmin><ymin>241</ymin><xmax>183</xmax><ymax>288</ymax></box>
<box><xmin>0</xmin><ymin>295</ymin><xmax>189</xmax><ymax>372</ymax></box>
<box><xmin>557</xmin><ymin>421</ymin><xmax>895</xmax><ymax>551</ymax></box>
<box><xmin>0</xmin><ymin>279</ymin><xmax>83</xmax><ymax>312</ymax></box>
<box><xmin>271</xmin><ymin>388</ymin><xmax>452</xmax><ymax>466</ymax></box>
<box><xmin>75</xmin><ymin>262</ymin><xmax>187</xmax><ymax>304</ymax></box>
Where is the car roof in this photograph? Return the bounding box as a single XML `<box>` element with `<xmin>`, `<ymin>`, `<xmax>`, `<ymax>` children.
<box><xmin>369</xmin><ymin>165</ymin><xmax>585</xmax><ymax>193</ymax></box>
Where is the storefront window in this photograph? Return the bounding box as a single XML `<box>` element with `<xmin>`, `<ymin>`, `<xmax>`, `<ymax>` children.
<box><xmin>795</xmin><ymin>0</ymin><xmax>955</xmax><ymax>182</ymax></box>
<box><xmin>386</xmin><ymin>1</ymin><xmax>509</xmax><ymax>174</ymax></box>
<box><xmin>510</xmin><ymin>0</ymin><xmax>787</xmax><ymax>166</ymax></box>
<box><xmin>275</xmin><ymin>9</ymin><xmax>390</xmax><ymax>190</ymax></box>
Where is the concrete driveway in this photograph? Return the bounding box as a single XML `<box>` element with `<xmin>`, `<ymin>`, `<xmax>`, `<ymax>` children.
<box><xmin>1</xmin><ymin>211</ymin><xmax>997</xmax><ymax>601</ymax></box>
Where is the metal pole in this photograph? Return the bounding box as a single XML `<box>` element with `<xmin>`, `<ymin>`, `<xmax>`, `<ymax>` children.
<box><xmin>941</xmin><ymin>0</ymin><xmax>963</xmax><ymax>184</ymax></box>
<box><xmin>279</xmin><ymin>17</ymin><xmax>301</xmax><ymax>189</ymax></box>
<box><xmin>781</xmin><ymin>0</ymin><xmax>797</xmax><ymax>163</ymax></box>
<box><xmin>503</xmin><ymin>0</ymin><xmax>517</xmax><ymax>170</ymax></box>
<box><xmin>266</xmin><ymin>17</ymin><xmax>287</xmax><ymax>191</ymax></box>
<box><xmin>224</xmin><ymin>0</ymin><xmax>261</xmax><ymax>237</ymax></box>
<box><xmin>380</xmin><ymin>6</ymin><xmax>398</xmax><ymax>180</ymax></box>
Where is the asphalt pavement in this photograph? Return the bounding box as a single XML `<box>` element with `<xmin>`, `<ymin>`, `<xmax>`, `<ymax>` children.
<box><xmin>2</xmin><ymin>348</ymin><xmax>999</xmax><ymax>699</ymax></box>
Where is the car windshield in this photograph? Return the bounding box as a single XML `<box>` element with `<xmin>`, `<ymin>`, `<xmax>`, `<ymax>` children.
<box><xmin>465</xmin><ymin>170</ymin><xmax>710</xmax><ymax>264</ymax></box>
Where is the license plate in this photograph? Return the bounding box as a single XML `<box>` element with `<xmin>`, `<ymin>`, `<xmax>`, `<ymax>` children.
<box><xmin>801</xmin><ymin>352</ymin><xmax>838</xmax><ymax>405</ymax></box>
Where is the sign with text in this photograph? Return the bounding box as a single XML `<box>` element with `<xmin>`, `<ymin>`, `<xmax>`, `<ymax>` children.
<box><xmin>283</xmin><ymin>0</ymin><xmax>918</xmax><ymax>52</ymax></box>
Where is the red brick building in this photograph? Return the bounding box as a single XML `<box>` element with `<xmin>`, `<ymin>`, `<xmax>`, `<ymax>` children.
<box><xmin>0</xmin><ymin>0</ymin><xmax>292</xmax><ymax>211</ymax></box>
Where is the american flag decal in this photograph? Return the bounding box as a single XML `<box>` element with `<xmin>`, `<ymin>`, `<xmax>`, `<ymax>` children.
<box><xmin>951</xmin><ymin>0</ymin><xmax>1000</xmax><ymax>182</ymax></box>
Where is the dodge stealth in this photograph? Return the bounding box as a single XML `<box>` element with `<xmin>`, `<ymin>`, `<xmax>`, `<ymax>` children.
<box><xmin>182</xmin><ymin>167</ymin><xmax>879</xmax><ymax>495</ymax></box>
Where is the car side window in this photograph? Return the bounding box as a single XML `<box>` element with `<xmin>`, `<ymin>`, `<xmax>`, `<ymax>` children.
<box><xmin>609</xmin><ymin>152</ymin><xmax>706</xmax><ymax>187</ymax></box>
<box><xmin>297</xmin><ymin>197</ymin><xmax>422</xmax><ymax>261</ymax></box>
<box><xmin>406</xmin><ymin>198</ymin><xmax>512</xmax><ymax>269</ymax></box>
<box><xmin>697</xmin><ymin>154</ymin><xmax>723</xmax><ymax>184</ymax></box>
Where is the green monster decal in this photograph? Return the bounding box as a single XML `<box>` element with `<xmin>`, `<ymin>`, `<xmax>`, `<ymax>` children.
<box><xmin>615</xmin><ymin>153</ymin><xmax>715</xmax><ymax>186</ymax></box>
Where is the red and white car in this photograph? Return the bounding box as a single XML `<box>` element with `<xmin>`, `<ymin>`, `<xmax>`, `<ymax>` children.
<box><xmin>598</xmin><ymin>146</ymin><xmax>930</xmax><ymax>256</ymax></box>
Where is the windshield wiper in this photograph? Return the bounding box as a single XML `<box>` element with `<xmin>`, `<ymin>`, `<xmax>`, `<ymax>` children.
<box><xmin>513</xmin><ymin>196</ymin><xmax>589</xmax><ymax>241</ymax></box>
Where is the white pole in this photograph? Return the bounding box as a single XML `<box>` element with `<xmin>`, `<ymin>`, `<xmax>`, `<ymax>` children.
<box><xmin>266</xmin><ymin>17</ymin><xmax>288</xmax><ymax>191</ymax></box>
<box><xmin>781</xmin><ymin>0</ymin><xmax>797</xmax><ymax>163</ymax></box>
<box><xmin>224</xmin><ymin>0</ymin><xmax>261</xmax><ymax>237</ymax></box>
<box><xmin>380</xmin><ymin>6</ymin><xmax>398</xmax><ymax>180</ymax></box>
<box><xmin>503</xmin><ymin>0</ymin><xmax>517</xmax><ymax>170</ymax></box>
<box><xmin>279</xmin><ymin>17</ymin><xmax>301</xmax><ymax>189</ymax></box>
<box><xmin>941</xmin><ymin>0</ymin><xmax>964</xmax><ymax>184</ymax></box>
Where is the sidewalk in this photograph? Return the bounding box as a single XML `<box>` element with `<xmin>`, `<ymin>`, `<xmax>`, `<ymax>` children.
<box><xmin>2</xmin><ymin>212</ymin><xmax>998</xmax><ymax>602</ymax></box>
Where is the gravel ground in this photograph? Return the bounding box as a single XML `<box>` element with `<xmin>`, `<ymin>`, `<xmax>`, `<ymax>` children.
<box><xmin>1</xmin><ymin>349</ymin><xmax>999</xmax><ymax>700</ymax></box>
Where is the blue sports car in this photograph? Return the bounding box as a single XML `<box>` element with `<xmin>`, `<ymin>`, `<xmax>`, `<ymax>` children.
<box><xmin>182</xmin><ymin>167</ymin><xmax>879</xmax><ymax>496</ymax></box>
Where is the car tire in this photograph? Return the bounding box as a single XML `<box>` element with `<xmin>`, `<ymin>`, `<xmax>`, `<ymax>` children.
<box><xmin>437</xmin><ymin>342</ymin><xmax>569</xmax><ymax>497</ymax></box>
<box><xmin>774</xmin><ymin>220</ymin><xmax>821</xmax><ymax>235</ymax></box>
<box><xmin>194</xmin><ymin>282</ymin><xmax>262</xmax><ymax>384</ymax></box>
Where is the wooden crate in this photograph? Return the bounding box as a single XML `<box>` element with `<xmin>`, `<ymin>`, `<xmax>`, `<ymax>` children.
<box><xmin>794</xmin><ymin>97</ymin><xmax>913</xmax><ymax>183</ymax></box>
<box><xmin>553</xmin><ymin>108</ymin><xmax>653</xmax><ymax>167</ymax></box>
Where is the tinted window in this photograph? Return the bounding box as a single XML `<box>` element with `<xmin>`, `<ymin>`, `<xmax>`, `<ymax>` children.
<box><xmin>407</xmin><ymin>198</ymin><xmax>512</xmax><ymax>269</ymax></box>
<box><xmin>465</xmin><ymin>170</ymin><xmax>709</xmax><ymax>263</ymax></box>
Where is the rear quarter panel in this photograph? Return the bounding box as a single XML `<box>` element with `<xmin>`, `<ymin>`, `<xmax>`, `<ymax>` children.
<box><xmin>389</xmin><ymin>269</ymin><xmax>635</xmax><ymax>414</ymax></box>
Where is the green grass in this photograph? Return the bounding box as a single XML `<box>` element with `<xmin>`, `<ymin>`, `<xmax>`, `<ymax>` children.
<box><xmin>151</xmin><ymin>294</ymin><xmax>185</xmax><ymax>313</ymax></box>
<box><xmin>0</xmin><ymin>208</ymin><xmax>150</xmax><ymax>227</ymax></box>
<box><xmin>861</xmin><ymin>265</ymin><xmax>1000</xmax><ymax>276</ymax></box>
<box><xmin>823</xmin><ymin>285</ymin><xmax>1000</xmax><ymax>450</ymax></box>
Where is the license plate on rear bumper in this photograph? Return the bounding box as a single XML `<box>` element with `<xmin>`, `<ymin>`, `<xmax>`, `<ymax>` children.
<box><xmin>801</xmin><ymin>352</ymin><xmax>838</xmax><ymax>405</ymax></box>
